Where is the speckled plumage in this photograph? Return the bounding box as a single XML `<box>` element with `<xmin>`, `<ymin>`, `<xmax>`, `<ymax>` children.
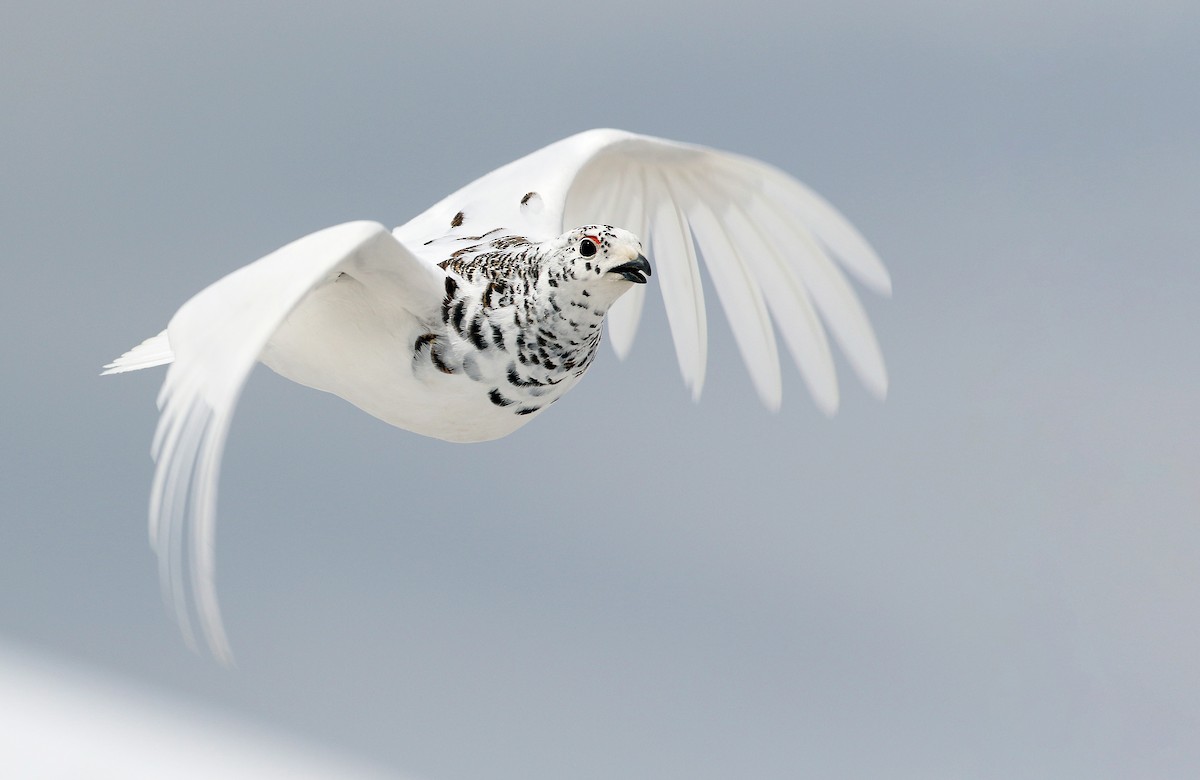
<box><xmin>417</xmin><ymin>225</ymin><xmax>642</xmax><ymax>424</ymax></box>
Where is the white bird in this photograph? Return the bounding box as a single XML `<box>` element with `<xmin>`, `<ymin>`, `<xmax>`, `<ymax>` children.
<box><xmin>104</xmin><ymin>129</ymin><xmax>891</xmax><ymax>662</ymax></box>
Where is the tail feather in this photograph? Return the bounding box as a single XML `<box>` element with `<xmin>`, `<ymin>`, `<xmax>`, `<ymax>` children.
<box><xmin>102</xmin><ymin>330</ymin><xmax>174</xmax><ymax>375</ymax></box>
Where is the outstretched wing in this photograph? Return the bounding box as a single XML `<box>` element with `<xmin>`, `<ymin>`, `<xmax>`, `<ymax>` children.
<box><xmin>141</xmin><ymin>221</ymin><xmax>443</xmax><ymax>663</ymax></box>
<box><xmin>397</xmin><ymin>129</ymin><xmax>890</xmax><ymax>413</ymax></box>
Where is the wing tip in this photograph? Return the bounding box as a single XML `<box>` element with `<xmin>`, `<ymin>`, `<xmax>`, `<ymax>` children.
<box><xmin>832</xmin><ymin>234</ymin><xmax>891</xmax><ymax>299</ymax></box>
<box><xmin>858</xmin><ymin>350</ymin><xmax>890</xmax><ymax>402</ymax></box>
<box><xmin>813</xmin><ymin>386</ymin><xmax>840</xmax><ymax>417</ymax></box>
<box><xmin>207</xmin><ymin>635</ymin><xmax>238</xmax><ymax>668</ymax></box>
<box><xmin>751</xmin><ymin>372</ymin><xmax>784</xmax><ymax>413</ymax></box>
<box><xmin>864</xmin><ymin>262</ymin><xmax>893</xmax><ymax>299</ymax></box>
<box><xmin>609</xmin><ymin>339</ymin><xmax>634</xmax><ymax>361</ymax></box>
<box><xmin>867</xmin><ymin>371</ymin><xmax>889</xmax><ymax>402</ymax></box>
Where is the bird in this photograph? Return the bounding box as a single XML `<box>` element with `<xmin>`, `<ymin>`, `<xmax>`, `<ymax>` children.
<box><xmin>104</xmin><ymin>128</ymin><xmax>891</xmax><ymax>663</ymax></box>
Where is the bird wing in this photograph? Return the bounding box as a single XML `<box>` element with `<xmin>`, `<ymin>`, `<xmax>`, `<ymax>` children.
<box><xmin>396</xmin><ymin>129</ymin><xmax>890</xmax><ymax>413</ymax></box>
<box><xmin>145</xmin><ymin>221</ymin><xmax>444</xmax><ymax>663</ymax></box>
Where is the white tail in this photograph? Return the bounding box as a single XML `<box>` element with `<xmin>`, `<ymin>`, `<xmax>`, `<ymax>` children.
<box><xmin>102</xmin><ymin>330</ymin><xmax>174</xmax><ymax>375</ymax></box>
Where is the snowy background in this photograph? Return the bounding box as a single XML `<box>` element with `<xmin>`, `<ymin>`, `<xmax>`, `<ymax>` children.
<box><xmin>2</xmin><ymin>1</ymin><xmax>1198</xmax><ymax>778</ymax></box>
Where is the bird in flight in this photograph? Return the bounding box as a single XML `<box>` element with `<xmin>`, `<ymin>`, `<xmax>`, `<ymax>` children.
<box><xmin>105</xmin><ymin>129</ymin><xmax>891</xmax><ymax>662</ymax></box>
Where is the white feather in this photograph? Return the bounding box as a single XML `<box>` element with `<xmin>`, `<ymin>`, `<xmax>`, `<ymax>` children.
<box><xmin>721</xmin><ymin>198</ymin><xmax>839</xmax><ymax>414</ymax></box>
<box><xmin>648</xmin><ymin>169</ymin><xmax>709</xmax><ymax>399</ymax></box>
<box><xmin>138</xmin><ymin>222</ymin><xmax>442</xmax><ymax>662</ymax></box>
<box><xmin>742</xmin><ymin>156</ymin><xmax>892</xmax><ymax>297</ymax></box>
<box><xmin>681</xmin><ymin>171</ymin><xmax>781</xmax><ymax>409</ymax></box>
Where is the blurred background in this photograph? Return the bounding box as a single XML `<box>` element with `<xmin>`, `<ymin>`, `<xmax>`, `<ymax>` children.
<box><xmin>2</xmin><ymin>1</ymin><xmax>1197</xmax><ymax>777</ymax></box>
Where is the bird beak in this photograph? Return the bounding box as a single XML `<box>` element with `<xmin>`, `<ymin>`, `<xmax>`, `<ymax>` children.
<box><xmin>607</xmin><ymin>254</ymin><xmax>652</xmax><ymax>284</ymax></box>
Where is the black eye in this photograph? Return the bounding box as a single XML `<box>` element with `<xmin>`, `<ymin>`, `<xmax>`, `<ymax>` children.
<box><xmin>579</xmin><ymin>238</ymin><xmax>597</xmax><ymax>257</ymax></box>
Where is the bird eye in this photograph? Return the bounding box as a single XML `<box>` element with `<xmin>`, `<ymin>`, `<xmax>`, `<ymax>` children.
<box><xmin>579</xmin><ymin>238</ymin><xmax>597</xmax><ymax>257</ymax></box>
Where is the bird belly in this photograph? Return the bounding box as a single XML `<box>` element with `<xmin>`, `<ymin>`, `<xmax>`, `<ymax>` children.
<box><xmin>258</xmin><ymin>277</ymin><xmax>548</xmax><ymax>443</ymax></box>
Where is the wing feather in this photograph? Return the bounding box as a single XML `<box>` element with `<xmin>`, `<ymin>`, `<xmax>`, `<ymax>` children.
<box><xmin>743</xmin><ymin>157</ymin><xmax>893</xmax><ymax>297</ymax></box>
<box><xmin>649</xmin><ymin>169</ymin><xmax>708</xmax><ymax>400</ymax></box>
<box><xmin>679</xmin><ymin>170</ymin><xmax>782</xmax><ymax>409</ymax></box>
<box><xmin>750</xmin><ymin>191</ymin><xmax>889</xmax><ymax>399</ymax></box>
<box><xmin>146</xmin><ymin>221</ymin><xmax>441</xmax><ymax>662</ymax></box>
<box><xmin>721</xmin><ymin>197</ymin><xmax>839</xmax><ymax>414</ymax></box>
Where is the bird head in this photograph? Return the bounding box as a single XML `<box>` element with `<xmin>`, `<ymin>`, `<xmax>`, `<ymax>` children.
<box><xmin>548</xmin><ymin>225</ymin><xmax>651</xmax><ymax>305</ymax></box>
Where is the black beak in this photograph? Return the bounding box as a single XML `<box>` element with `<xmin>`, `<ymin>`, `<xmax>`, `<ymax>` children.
<box><xmin>608</xmin><ymin>254</ymin><xmax>652</xmax><ymax>284</ymax></box>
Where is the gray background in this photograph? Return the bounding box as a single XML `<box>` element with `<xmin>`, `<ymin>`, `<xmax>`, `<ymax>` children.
<box><xmin>3</xmin><ymin>1</ymin><xmax>1198</xmax><ymax>778</ymax></box>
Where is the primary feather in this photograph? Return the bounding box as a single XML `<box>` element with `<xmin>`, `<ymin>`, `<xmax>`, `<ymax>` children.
<box><xmin>106</xmin><ymin>128</ymin><xmax>890</xmax><ymax>661</ymax></box>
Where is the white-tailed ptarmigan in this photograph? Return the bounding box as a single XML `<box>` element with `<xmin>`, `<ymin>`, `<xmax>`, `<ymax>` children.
<box><xmin>105</xmin><ymin>129</ymin><xmax>891</xmax><ymax>662</ymax></box>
